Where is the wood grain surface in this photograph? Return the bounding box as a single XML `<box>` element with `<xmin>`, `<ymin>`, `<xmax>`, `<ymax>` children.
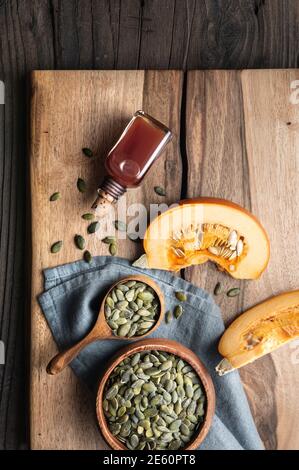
<box><xmin>30</xmin><ymin>69</ymin><xmax>299</xmax><ymax>450</ymax></box>
<box><xmin>29</xmin><ymin>70</ymin><xmax>183</xmax><ymax>450</ymax></box>
<box><xmin>2</xmin><ymin>0</ymin><xmax>299</xmax><ymax>450</ymax></box>
<box><xmin>185</xmin><ymin>69</ymin><xmax>299</xmax><ymax>450</ymax></box>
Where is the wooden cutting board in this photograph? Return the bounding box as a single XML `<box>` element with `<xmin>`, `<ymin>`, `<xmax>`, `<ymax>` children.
<box><xmin>30</xmin><ymin>70</ymin><xmax>299</xmax><ymax>450</ymax></box>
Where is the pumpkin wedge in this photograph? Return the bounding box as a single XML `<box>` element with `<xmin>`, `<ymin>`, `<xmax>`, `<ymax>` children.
<box><xmin>216</xmin><ymin>290</ymin><xmax>299</xmax><ymax>375</ymax></box>
<box><xmin>140</xmin><ymin>198</ymin><xmax>270</xmax><ymax>279</ymax></box>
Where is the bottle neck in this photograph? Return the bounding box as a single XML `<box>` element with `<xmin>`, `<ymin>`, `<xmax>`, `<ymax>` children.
<box><xmin>91</xmin><ymin>177</ymin><xmax>126</xmax><ymax>210</ymax></box>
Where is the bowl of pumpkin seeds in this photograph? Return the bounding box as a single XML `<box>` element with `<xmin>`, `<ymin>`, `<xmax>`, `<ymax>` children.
<box><xmin>96</xmin><ymin>338</ymin><xmax>215</xmax><ymax>450</ymax></box>
<box><xmin>103</xmin><ymin>275</ymin><xmax>164</xmax><ymax>338</ymax></box>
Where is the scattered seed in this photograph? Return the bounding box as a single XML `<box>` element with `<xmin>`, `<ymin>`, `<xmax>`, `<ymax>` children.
<box><xmin>102</xmin><ymin>236</ymin><xmax>117</xmax><ymax>244</ymax></box>
<box><xmin>109</xmin><ymin>243</ymin><xmax>117</xmax><ymax>256</ymax></box>
<box><xmin>165</xmin><ymin>311</ymin><xmax>172</xmax><ymax>324</ymax></box>
<box><xmin>50</xmin><ymin>241</ymin><xmax>62</xmax><ymax>253</ymax></box>
<box><xmin>77</xmin><ymin>177</ymin><xmax>87</xmax><ymax>192</ymax></box>
<box><xmin>227</xmin><ymin>287</ymin><xmax>240</xmax><ymax>297</ymax></box>
<box><xmin>49</xmin><ymin>192</ymin><xmax>60</xmax><ymax>202</ymax></box>
<box><xmin>74</xmin><ymin>234</ymin><xmax>85</xmax><ymax>250</ymax></box>
<box><xmin>154</xmin><ymin>186</ymin><xmax>166</xmax><ymax>196</ymax></box>
<box><xmin>175</xmin><ymin>292</ymin><xmax>187</xmax><ymax>302</ymax></box>
<box><xmin>83</xmin><ymin>250</ymin><xmax>92</xmax><ymax>263</ymax></box>
<box><xmin>87</xmin><ymin>221</ymin><xmax>100</xmax><ymax>233</ymax></box>
<box><xmin>174</xmin><ymin>305</ymin><xmax>183</xmax><ymax>319</ymax></box>
<box><xmin>214</xmin><ymin>282</ymin><xmax>222</xmax><ymax>296</ymax></box>
<box><xmin>114</xmin><ymin>220</ymin><xmax>127</xmax><ymax>232</ymax></box>
<box><xmin>82</xmin><ymin>147</ymin><xmax>93</xmax><ymax>158</ymax></box>
<box><xmin>82</xmin><ymin>213</ymin><xmax>94</xmax><ymax>220</ymax></box>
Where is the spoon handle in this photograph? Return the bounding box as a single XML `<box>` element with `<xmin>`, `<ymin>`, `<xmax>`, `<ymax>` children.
<box><xmin>46</xmin><ymin>330</ymin><xmax>99</xmax><ymax>375</ymax></box>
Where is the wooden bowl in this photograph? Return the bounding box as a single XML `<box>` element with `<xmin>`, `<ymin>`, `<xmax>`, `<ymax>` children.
<box><xmin>96</xmin><ymin>338</ymin><xmax>216</xmax><ymax>450</ymax></box>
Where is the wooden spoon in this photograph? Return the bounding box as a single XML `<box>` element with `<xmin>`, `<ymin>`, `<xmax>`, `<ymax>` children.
<box><xmin>46</xmin><ymin>275</ymin><xmax>164</xmax><ymax>375</ymax></box>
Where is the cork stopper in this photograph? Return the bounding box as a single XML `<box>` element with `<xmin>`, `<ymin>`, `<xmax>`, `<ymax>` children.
<box><xmin>91</xmin><ymin>178</ymin><xmax>126</xmax><ymax>214</ymax></box>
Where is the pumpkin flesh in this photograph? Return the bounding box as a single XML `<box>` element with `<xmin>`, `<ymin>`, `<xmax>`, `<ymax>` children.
<box><xmin>216</xmin><ymin>290</ymin><xmax>299</xmax><ymax>375</ymax></box>
<box><xmin>143</xmin><ymin>198</ymin><xmax>270</xmax><ymax>279</ymax></box>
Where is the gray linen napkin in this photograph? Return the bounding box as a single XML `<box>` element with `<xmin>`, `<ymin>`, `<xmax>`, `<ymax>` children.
<box><xmin>39</xmin><ymin>256</ymin><xmax>264</xmax><ymax>450</ymax></box>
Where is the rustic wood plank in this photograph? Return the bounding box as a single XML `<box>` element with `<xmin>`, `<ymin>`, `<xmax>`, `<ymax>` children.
<box><xmin>184</xmin><ymin>69</ymin><xmax>299</xmax><ymax>450</ymax></box>
<box><xmin>2</xmin><ymin>0</ymin><xmax>299</xmax><ymax>450</ymax></box>
<box><xmin>29</xmin><ymin>70</ymin><xmax>183</xmax><ymax>449</ymax></box>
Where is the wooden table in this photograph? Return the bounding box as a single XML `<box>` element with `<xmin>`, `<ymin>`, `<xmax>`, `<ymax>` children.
<box><xmin>1</xmin><ymin>0</ymin><xmax>299</xmax><ymax>450</ymax></box>
<box><xmin>30</xmin><ymin>69</ymin><xmax>299</xmax><ymax>450</ymax></box>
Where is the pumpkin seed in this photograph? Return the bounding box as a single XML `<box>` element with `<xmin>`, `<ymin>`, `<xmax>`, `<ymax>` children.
<box><xmin>104</xmin><ymin>350</ymin><xmax>206</xmax><ymax>450</ymax></box>
<box><xmin>49</xmin><ymin>191</ymin><xmax>60</xmax><ymax>202</ymax></box>
<box><xmin>227</xmin><ymin>287</ymin><xmax>240</xmax><ymax>297</ymax></box>
<box><xmin>165</xmin><ymin>311</ymin><xmax>172</xmax><ymax>324</ymax></box>
<box><xmin>82</xmin><ymin>147</ymin><xmax>93</xmax><ymax>158</ymax></box>
<box><xmin>214</xmin><ymin>282</ymin><xmax>222</xmax><ymax>296</ymax></box>
<box><xmin>154</xmin><ymin>186</ymin><xmax>166</xmax><ymax>196</ymax></box>
<box><xmin>74</xmin><ymin>234</ymin><xmax>85</xmax><ymax>250</ymax></box>
<box><xmin>174</xmin><ymin>305</ymin><xmax>183</xmax><ymax>319</ymax></box>
<box><xmin>109</xmin><ymin>243</ymin><xmax>117</xmax><ymax>256</ymax></box>
<box><xmin>102</xmin><ymin>236</ymin><xmax>117</xmax><ymax>244</ymax></box>
<box><xmin>50</xmin><ymin>241</ymin><xmax>63</xmax><ymax>253</ymax></box>
<box><xmin>77</xmin><ymin>177</ymin><xmax>87</xmax><ymax>192</ymax></box>
<box><xmin>104</xmin><ymin>280</ymin><xmax>160</xmax><ymax>338</ymax></box>
<box><xmin>82</xmin><ymin>213</ymin><xmax>94</xmax><ymax>220</ymax></box>
<box><xmin>83</xmin><ymin>250</ymin><xmax>92</xmax><ymax>263</ymax></box>
<box><xmin>175</xmin><ymin>292</ymin><xmax>187</xmax><ymax>302</ymax></box>
<box><xmin>114</xmin><ymin>220</ymin><xmax>127</xmax><ymax>232</ymax></box>
<box><xmin>87</xmin><ymin>221</ymin><xmax>100</xmax><ymax>234</ymax></box>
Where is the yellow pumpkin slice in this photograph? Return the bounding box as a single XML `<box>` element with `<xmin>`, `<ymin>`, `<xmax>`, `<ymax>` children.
<box><xmin>216</xmin><ymin>290</ymin><xmax>299</xmax><ymax>376</ymax></box>
<box><xmin>140</xmin><ymin>198</ymin><xmax>270</xmax><ymax>279</ymax></box>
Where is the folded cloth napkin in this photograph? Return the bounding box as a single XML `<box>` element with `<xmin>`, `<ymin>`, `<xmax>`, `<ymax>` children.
<box><xmin>39</xmin><ymin>256</ymin><xmax>263</xmax><ymax>450</ymax></box>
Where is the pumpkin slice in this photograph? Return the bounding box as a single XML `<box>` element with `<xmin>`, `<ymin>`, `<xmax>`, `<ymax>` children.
<box><xmin>141</xmin><ymin>198</ymin><xmax>270</xmax><ymax>279</ymax></box>
<box><xmin>216</xmin><ymin>290</ymin><xmax>299</xmax><ymax>375</ymax></box>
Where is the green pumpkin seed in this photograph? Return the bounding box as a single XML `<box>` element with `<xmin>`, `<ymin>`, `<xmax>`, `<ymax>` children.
<box><xmin>87</xmin><ymin>221</ymin><xmax>100</xmax><ymax>234</ymax></box>
<box><xmin>227</xmin><ymin>287</ymin><xmax>241</xmax><ymax>297</ymax></box>
<box><xmin>50</xmin><ymin>241</ymin><xmax>63</xmax><ymax>253</ymax></box>
<box><xmin>165</xmin><ymin>311</ymin><xmax>172</xmax><ymax>324</ymax></box>
<box><xmin>125</xmin><ymin>289</ymin><xmax>135</xmax><ymax>302</ymax></box>
<box><xmin>82</xmin><ymin>147</ymin><xmax>93</xmax><ymax>158</ymax></box>
<box><xmin>102</xmin><ymin>236</ymin><xmax>117</xmax><ymax>244</ymax></box>
<box><xmin>174</xmin><ymin>305</ymin><xmax>183</xmax><ymax>319</ymax></box>
<box><xmin>154</xmin><ymin>186</ymin><xmax>166</xmax><ymax>196</ymax></box>
<box><xmin>175</xmin><ymin>292</ymin><xmax>187</xmax><ymax>302</ymax></box>
<box><xmin>143</xmin><ymin>382</ymin><xmax>157</xmax><ymax>393</ymax></box>
<box><xmin>106</xmin><ymin>384</ymin><xmax>119</xmax><ymax>400</ymax></box>
<box><xmin>138</xmin><ymin>291</ymin><xmax>154</xmax><ymax>302</ymax></box>
<box><xmin>83</xmin><ymin>250</ymin><xmax>92</xmax><ymax>263</ymax></box>
<box><xmin>77</xmin><ymin>177</ymin><xmax>87</xmax><ymax>192</ymax></box>
<box><xmin>106</xmin><ymin>296</ymin><xmax>115</xmax><ymax>309</ymax></box>
<box><xmin>74</xmin><ymin>234</ymin><xmax>85</xmax><ymax>250</ymax></box>
<box><xmin>117</xmin><ymin>323</ymin><xmax>131</xmax><ymax>337</ymax></box>
<box><xmin>49</xmin><ymin>191</ymin><xmax>61</xmax><ymax>202</ymax></box>
<box><xmin>82</xmin><ymin>213</ymin><xmax>94</xmax><ymax>220</ymax></box>
<box><xmin>109</xmin><ymin>243</ymin><xmax>117</xmax><ymax>256</ymax></box>
<box><xmin>103</xmin><ymin>349</ymin><xmax>206</xmax><ymax>450</ymax></box>
<box><xmin>214</xmin><ymin>281</ymin><xmax>222</xmax><ymax>295</ymax></box>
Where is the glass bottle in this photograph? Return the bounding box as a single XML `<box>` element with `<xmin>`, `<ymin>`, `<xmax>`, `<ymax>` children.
<box><xmin>91</xmin><ymin>111</ymin><xmax>172</xmax><ymax>210</ymax></box>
